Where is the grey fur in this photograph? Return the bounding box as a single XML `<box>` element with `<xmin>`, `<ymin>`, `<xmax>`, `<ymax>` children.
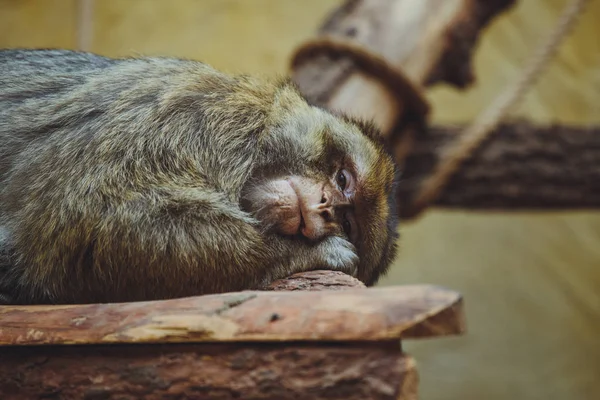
<box><xmin>0</xmin><ymin>49</ymin><xmax>399</xmax><ymax>304</ymax></box>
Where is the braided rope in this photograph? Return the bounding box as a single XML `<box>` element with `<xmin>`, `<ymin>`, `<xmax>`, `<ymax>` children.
<box><xmin>407</xmin><ymin>0</ymin><xmax>591</xmax><ymax>218</ymax></box>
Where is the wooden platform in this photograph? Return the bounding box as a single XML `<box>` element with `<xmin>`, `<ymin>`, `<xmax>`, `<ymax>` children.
<box><xmin>0</xmin><ymin>272</ymin><xmax>465</xmax><ymax>400</ymax></box>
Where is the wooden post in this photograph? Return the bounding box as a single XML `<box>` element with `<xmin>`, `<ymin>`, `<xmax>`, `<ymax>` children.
<box><xmin>291</xmin><ymin>0</ymin><xmax>516</xmax><ymax>137</ymax></box>
<box><xmin>290</xmin><ymin>0</ymin><xmax>519</xmax><ymax>214</ymax></box>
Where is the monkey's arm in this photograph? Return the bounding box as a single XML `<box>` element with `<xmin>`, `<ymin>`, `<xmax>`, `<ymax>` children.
<box><xmin>0</xmin><ymin>226</ymin><xmax>14</xmax><ymax>303</ymax></box>
<box><xmin>256</xmin><ymin>235</ymin><xmax>358</xmax><ymax>288</ymax></box>
<box><xmin>2</xmin><ymin>184</ymin><xmax>357</xmax><ymax>304</ymax></box>
<box><xmin>92</xmin><ymin>188</ymin><xmax>358</xmax><ymax>300</ymax></box>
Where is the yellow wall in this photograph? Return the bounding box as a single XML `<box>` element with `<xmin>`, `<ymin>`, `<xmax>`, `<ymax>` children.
<box><xmin>428</xmin><ymin>0</ymin><xmax>600</xmax><ymax>125</ymax></box>
<box><xmin>0</xmin><ymin>0</ymin><xmax>78</xmax><ymax>49</ymax></box>
<box><xmin>1</xmin><ymin>1</ymin><xmax>599</xmax><ymax>399</ymax></box>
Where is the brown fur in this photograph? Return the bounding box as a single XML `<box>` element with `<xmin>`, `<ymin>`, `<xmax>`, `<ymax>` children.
<box><xmin>0</xmin><ymin>49</ymin><xmax>400</xmax><ymax>304</ymax></box>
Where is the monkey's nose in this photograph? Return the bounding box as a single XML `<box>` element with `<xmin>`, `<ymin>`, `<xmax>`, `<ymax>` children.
<box><xmin>300</xmin><ymin>204</ymin><xmax>334</xmax><ymax>241</ymax></box>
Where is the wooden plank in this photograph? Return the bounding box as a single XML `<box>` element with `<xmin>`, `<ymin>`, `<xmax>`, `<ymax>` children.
<box><xmin>0</xmin><ymin>342</ymin><xmax>418</xmax><ymax>400</ymax></box>
<box><xmin>0</xmin><ymin>284</ymin><xmax>464</xmax><ymax>346</ymax></box>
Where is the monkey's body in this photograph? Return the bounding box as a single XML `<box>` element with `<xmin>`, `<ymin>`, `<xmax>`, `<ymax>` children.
<box><xmin>0</xmin><ymin>49</ymin><xmax>399</xmax><ymax>304</ymax></box>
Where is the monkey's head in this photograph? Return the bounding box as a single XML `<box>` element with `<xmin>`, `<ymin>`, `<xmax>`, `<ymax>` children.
<box><xmin>242</xmin><ymin>98</ymin><xmax>400</xmax><ymax>286</ymax></box>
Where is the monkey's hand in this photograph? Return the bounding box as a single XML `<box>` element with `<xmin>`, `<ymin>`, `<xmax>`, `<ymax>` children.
<box><xmin>259</xmin><ymin>235</ymin><xmax>359</xmax><ymax>288</ymax></box>
<box><xmin>313</xmin><ymin>236</ymin><xmax>359</xmax><ymax>276</ymax></box>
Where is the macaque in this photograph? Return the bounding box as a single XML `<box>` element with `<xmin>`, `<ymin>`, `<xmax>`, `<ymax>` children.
<box><xmin>0</xmin><ymin>49</ymin><xmax>400</xmax><ymax>304</ymax></box>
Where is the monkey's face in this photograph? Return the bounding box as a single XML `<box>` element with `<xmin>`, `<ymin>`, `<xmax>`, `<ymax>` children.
<box><xmin>242</xmin><ymin>106</ymin><xmax>399</xmax><ymax>285</ymax></box>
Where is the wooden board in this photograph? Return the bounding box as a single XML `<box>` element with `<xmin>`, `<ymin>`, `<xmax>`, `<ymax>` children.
<box><xmin>0</xmin><ymin>284</ymin><xmax>464</xmax><ymax>346</ymax></box>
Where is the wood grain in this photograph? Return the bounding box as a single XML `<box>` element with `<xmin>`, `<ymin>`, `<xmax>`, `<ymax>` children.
<box><xmin>265</xmin><ymin>269</ymin><xmax>366</xmax><ymax>291</ymax></box>
<box><xmin>0</xmin><ymin>284</ymin><xmax>464</xmax><ymax>346</ymax></box>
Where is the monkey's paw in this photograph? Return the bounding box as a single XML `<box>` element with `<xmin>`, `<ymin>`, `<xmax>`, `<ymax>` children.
<box><xmin>316</xmin><ymin>236</ymin><xmax>359</xmax><ymax>277</ymax></box>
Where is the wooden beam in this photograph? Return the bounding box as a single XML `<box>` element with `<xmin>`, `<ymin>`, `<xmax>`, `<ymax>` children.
<box><xmin>0</xmin><ymin>284</ymin><xmax>464</xmax><ymax>346</ymax></box>
<box><xmin>398</xmin><ymin>122</ymin><xmax>600</xmax><ymax>217</ymax></box>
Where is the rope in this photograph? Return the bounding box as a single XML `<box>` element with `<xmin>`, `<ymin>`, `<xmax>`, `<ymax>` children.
<box><xmin>407</xmin><ymin>0</ymin><xmax>591</xmax><ymax>218</ymax></box>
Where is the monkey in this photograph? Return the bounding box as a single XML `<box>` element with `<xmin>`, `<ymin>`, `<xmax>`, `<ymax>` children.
<box><xmin>0</xmin><ymin>49</ymin><xmax>400</xmax><ymax>305</ymax></box>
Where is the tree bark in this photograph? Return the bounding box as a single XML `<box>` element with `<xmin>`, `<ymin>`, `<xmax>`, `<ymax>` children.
<box><xmin>0</xmin><ymin>342</ymin><xmax>418</xmax><ymax>400</ymax></box>
<box><xmin>265</xmin><ymin>269</ymin><xmax>366</xmax><ymax>291</ymax></box>
<box><xmin>398</xmin><ymin>122</ymin><xmax>600</xmax><ymax>218</ymax></box>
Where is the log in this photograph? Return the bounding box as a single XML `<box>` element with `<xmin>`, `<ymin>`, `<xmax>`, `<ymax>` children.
<box><xmin>0</xmin><ymin>284</ymin><xmax>464</xmax><ymax>346</ymax></box>
<box><xmin>0</xmin><ymin>342</ymin><xmax>418</xmax><ymax>400</ymax></box>
<box><xmin>398</xmin><ymin>122</ymin><xmax>600</xmax><ymax>216</ymax></box>
<box><xmin>265</xmin><ymin>269</ymin><xmax>366</xmax><ymax>291</ymax></box>
<box><xmin>291</xmin><ymin>0</ymin><xmax>516</xmax><ymax>136</ymax></box>
<box><xmin>0</xmin><ymin>281</ymin><xmax>462</xmax><ymax>399</ymax></box>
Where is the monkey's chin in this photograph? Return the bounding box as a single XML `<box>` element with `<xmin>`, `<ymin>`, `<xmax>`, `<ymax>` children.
<box><xmin>242</xmin><ymin>178</ymin><xmax>302</xmax><ymax>236</ymax></box>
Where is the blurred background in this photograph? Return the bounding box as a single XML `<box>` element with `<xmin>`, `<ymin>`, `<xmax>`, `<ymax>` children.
<box><xmin>1</xmin><ymin>0</ymin><xmax>598</xmax><ymax>398</ymax></box>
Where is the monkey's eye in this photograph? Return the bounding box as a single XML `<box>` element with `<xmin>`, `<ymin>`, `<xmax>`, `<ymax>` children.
<box><xmin>336</xmin><ymin>169</ymin><xmax>351</xmax><ymax>191</ymax></box>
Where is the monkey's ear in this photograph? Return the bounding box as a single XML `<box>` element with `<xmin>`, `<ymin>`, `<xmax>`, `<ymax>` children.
<box><xmin>346</xmin><ymin>116</ymin><xmax>386</xmax><ymax>145</ymax></box>
<box><xmin>332</xmin><ymin>111</ymin><xmax>393</xmax><ymax>152</ymax></box>
<box><xmin>340</xmin><ymin>110</ymin><xmax>428</xmax><ymax>166</ymax></box>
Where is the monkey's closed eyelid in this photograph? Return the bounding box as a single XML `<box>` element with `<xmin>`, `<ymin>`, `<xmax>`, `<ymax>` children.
<box><xmin>342</xmin><ymin>216</ymin><xmax>351</xmax><ymax>235</ymax></box>
<box><xmin>342</xmin><ymin>211</ymin><xmax>359</xmax><ymax>243</ymax></box>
